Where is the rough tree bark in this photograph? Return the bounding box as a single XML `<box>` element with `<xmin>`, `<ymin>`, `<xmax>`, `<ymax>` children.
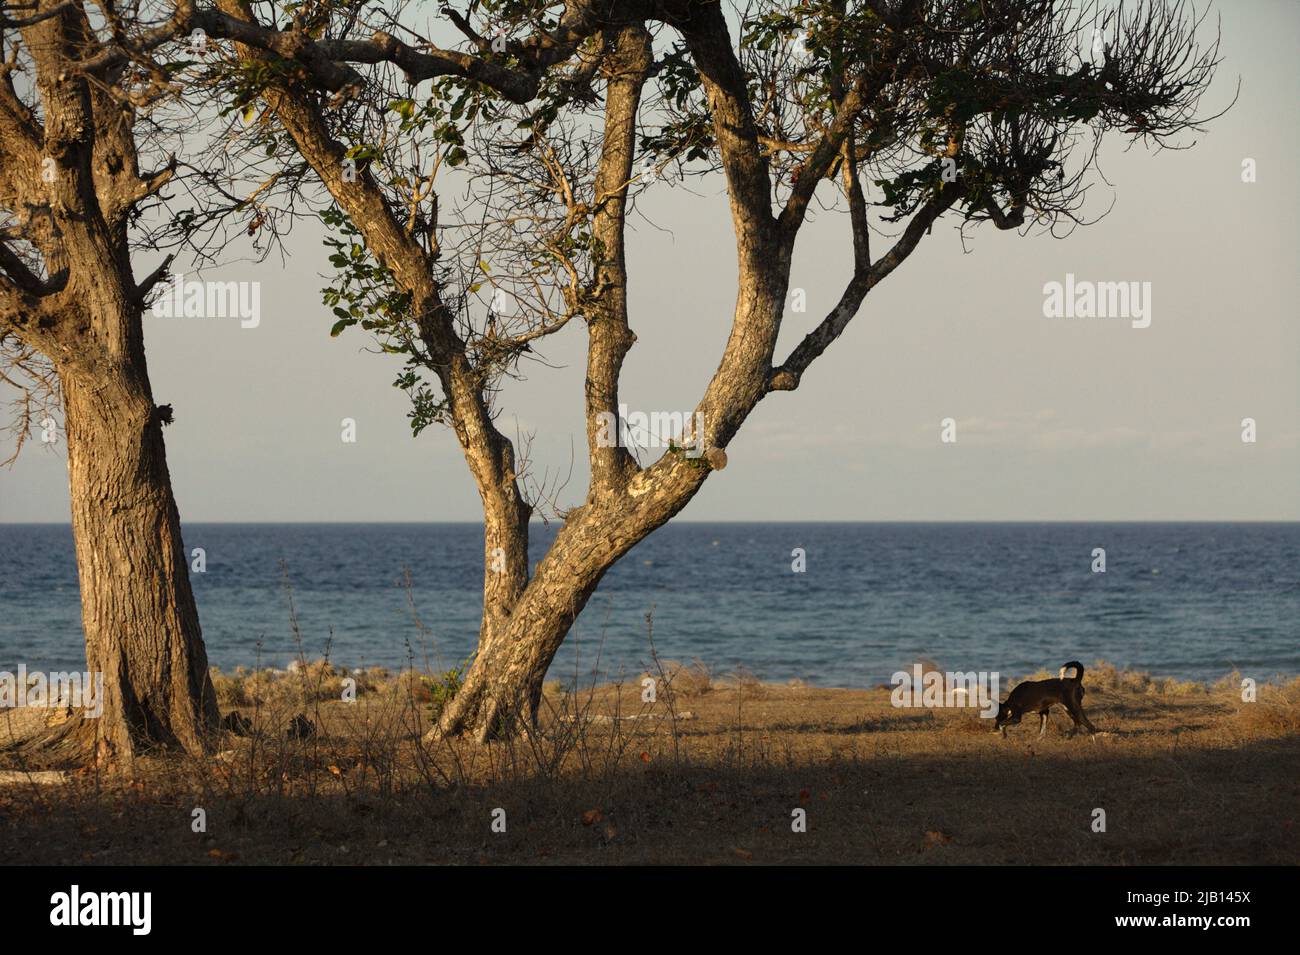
<box><xmin>54</xmin><ymin>359</ymin><xmax>218</xmax><ymax>766</ymax></box>
<box><xmin>0</xmin><ymin>0</ymin><xmax>219</xmax><ymax>767</ymax></box>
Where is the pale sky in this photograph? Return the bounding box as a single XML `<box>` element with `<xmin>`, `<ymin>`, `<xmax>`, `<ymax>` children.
<box><xmin>2</xmin><ymin>1</ymin><xmax>1296</xmax><ymax>523</ymax></box>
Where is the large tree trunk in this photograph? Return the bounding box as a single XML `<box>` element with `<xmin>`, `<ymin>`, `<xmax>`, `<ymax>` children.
<box><xmin>433</xmin><ymin>571</ymin><xmax>601</xmax><ymax>743</ymax></box>
<box><xmin>26</xmin><ymin>361</ymin><xmax>219</xmax><ymax>769</ymax></box>
<box><xmin>0</xmin><ymin>0</ymin><xmax>219</xmax><ymax>770</ymax></box>
<box><xmin>431</xmin><ymin>464</ymin><xmax>708</xmax><ymax>743</ymax></box>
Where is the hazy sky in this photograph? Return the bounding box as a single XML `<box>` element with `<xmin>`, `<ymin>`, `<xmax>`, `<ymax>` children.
<box><xmin>2</xmin><ymin>2</ymin><xmax>1296</xmax><ymax>523</ymax></box>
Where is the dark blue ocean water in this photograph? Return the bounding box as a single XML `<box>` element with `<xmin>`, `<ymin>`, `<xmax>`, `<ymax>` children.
<box><xmin>1</xmin><ymin>523</ymin><xmax>1297</xmax><ymax>685</ymax></box>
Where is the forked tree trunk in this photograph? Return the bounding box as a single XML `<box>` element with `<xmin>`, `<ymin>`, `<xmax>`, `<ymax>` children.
<box><xmin>27</xmin><ymin>359</ymin><xmax>220</xmax><ymax>769</ymax></box>
<box><xmin>434</xmin><ymin>570</ymin><xmax>601</xmax><ymax>743</ymax></box>
<box><xmin>431</xmin><ymin>541</ymin><xmax>608</xmax><ymax>741</ymax></box>
<box><xmin>431</xmin><ymin>464</ymin><xmax>709</xmax><ymax>743</ymax></box>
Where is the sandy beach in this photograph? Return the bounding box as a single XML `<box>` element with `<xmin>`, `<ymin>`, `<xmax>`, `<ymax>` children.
<box><xmin>2</xmin><ymin>662</ymin><xmax>1296</xmax><ymax>865</ymax></box>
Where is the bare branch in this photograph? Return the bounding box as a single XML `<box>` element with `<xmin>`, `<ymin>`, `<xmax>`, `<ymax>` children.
<box><xmin>769</xmin><ymin>184</ymin><xmax>965</xmax><ymax>392</ymax></box>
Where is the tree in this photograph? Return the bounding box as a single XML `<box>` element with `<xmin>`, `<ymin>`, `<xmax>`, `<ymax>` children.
<box><xmin>0</xmin><ymin>0</ymin><xmax>220</xmax><ymax>767</ymax></box>
<box><xmin>194</xmin><ymin>0</ymin><xmax>1223</xmax><ymax>740</ymax></box>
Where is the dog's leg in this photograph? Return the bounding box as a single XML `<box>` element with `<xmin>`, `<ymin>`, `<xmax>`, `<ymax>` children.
<box><xmin>1063</xmin><ymin>697</ymin><xmax>1094</xmax><ymax>738</ymax></box>
<box><xmin>1038</xmin><ymin>712</ymin><xmax>1048</xmax><ymax>738</ymax></box>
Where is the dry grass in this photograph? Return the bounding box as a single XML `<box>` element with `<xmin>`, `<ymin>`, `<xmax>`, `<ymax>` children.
<box><xmin>1</xmin><ymin>661</ymin><xmax>1296</xmax><ymax>865</ymax></box>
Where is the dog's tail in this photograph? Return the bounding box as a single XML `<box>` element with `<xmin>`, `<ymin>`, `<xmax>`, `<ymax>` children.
<box><xmin>1059</xmin><ymin>661</ymin><xmax>1085</xmax><ymax>681</ymax></box>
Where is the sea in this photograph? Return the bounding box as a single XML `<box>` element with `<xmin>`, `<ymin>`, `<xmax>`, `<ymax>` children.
<box><xmin>1</xmin><ymin>522</ymin><xmax>1297</xmax><ymax>686</ymax></box>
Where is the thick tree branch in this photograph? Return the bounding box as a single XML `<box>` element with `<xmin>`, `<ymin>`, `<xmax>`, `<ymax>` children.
<box><xmin>216</xmin><ymin>0</ymin><xmax>536</xmax><ymax>633</ymax></box>
<box><xmin>0</xmin><ymin>0</ymin><xmax>75</xmax><ymax>28</ymax></box>
<box><xmin>78</xmin><ymin>3</ymin><xmax>619</xmax><ymax>105</ymax></box>
<box><xmin>0</xmin><ymin>239</ymin><xmax>46</xmax><ymax>293</ymax></box>
<box><xmin>678</xmin><ymin>1</ymin><xmax>774</xmax><ymax>243</ymax></box>
<box><xmin>132</xmin><ymin>253</ymin><xmax>174</xmax><ymax>304</ymax></box>
<box><xmin>584</xmin><ymin>23</ymin><xmax>650</xmax><ymax>496</ymax></box>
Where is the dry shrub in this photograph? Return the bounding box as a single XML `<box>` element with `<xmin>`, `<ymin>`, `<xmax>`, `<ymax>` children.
<box><xmin>717</xmin><ymin>665</ymin><xmax>764</xmax><ymax>695</ymax></box>
<box><xmin>211</xmin><ymin>661</ymin><xmax>391</xmax><ymax>709</ymax></box>
<box><xmin>655</xmin><ymin>660</ymin><xmax>713</xmax><ymax>698</ymax></box>
<box><xmin>1084</xmin><ymin>660</ymin><xmax>1159</xmax><ymax>694</ymax></box>
<box><xmin>1236</xmin><ymin>703</ymin><xmax>1300</xmax><ymax>735</ymax></box>
<box><xmin>1015</xmin><ymin>660</ymin><xmax>1205</xmax><ymax>697</ymax></box>
<box><xmin>1231</xmin><ymin>676</ymin><xmax>1300</xmax><ymax>736</ymax></box>
<box><xmin>382</xmin><ymin>669</ymin><xmax>434</xmax><ymax>705</ymax></box>
<box><xmin>209</xmin><ymin>667</ymin><xmax>249</xmax><ymax>707</ymax></box>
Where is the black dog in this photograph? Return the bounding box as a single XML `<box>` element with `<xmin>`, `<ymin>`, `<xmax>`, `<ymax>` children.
<box><xmin>994</xmin><ymin>661</ymin><xmax>1096</xmax><ymax>738</ymax></box>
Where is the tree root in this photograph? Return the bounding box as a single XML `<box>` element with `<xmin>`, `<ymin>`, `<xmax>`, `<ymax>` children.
<box><xmin>0</xmin><ymin>712</ymin><xmax>96</xmax><ymax>771</ymax></box>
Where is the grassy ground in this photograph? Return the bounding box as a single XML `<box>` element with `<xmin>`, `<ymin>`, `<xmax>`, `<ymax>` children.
<box><xmin>1</xmin><ymin>661</ymin><xmax>1296</xmax><ymax>865</ymax></box>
